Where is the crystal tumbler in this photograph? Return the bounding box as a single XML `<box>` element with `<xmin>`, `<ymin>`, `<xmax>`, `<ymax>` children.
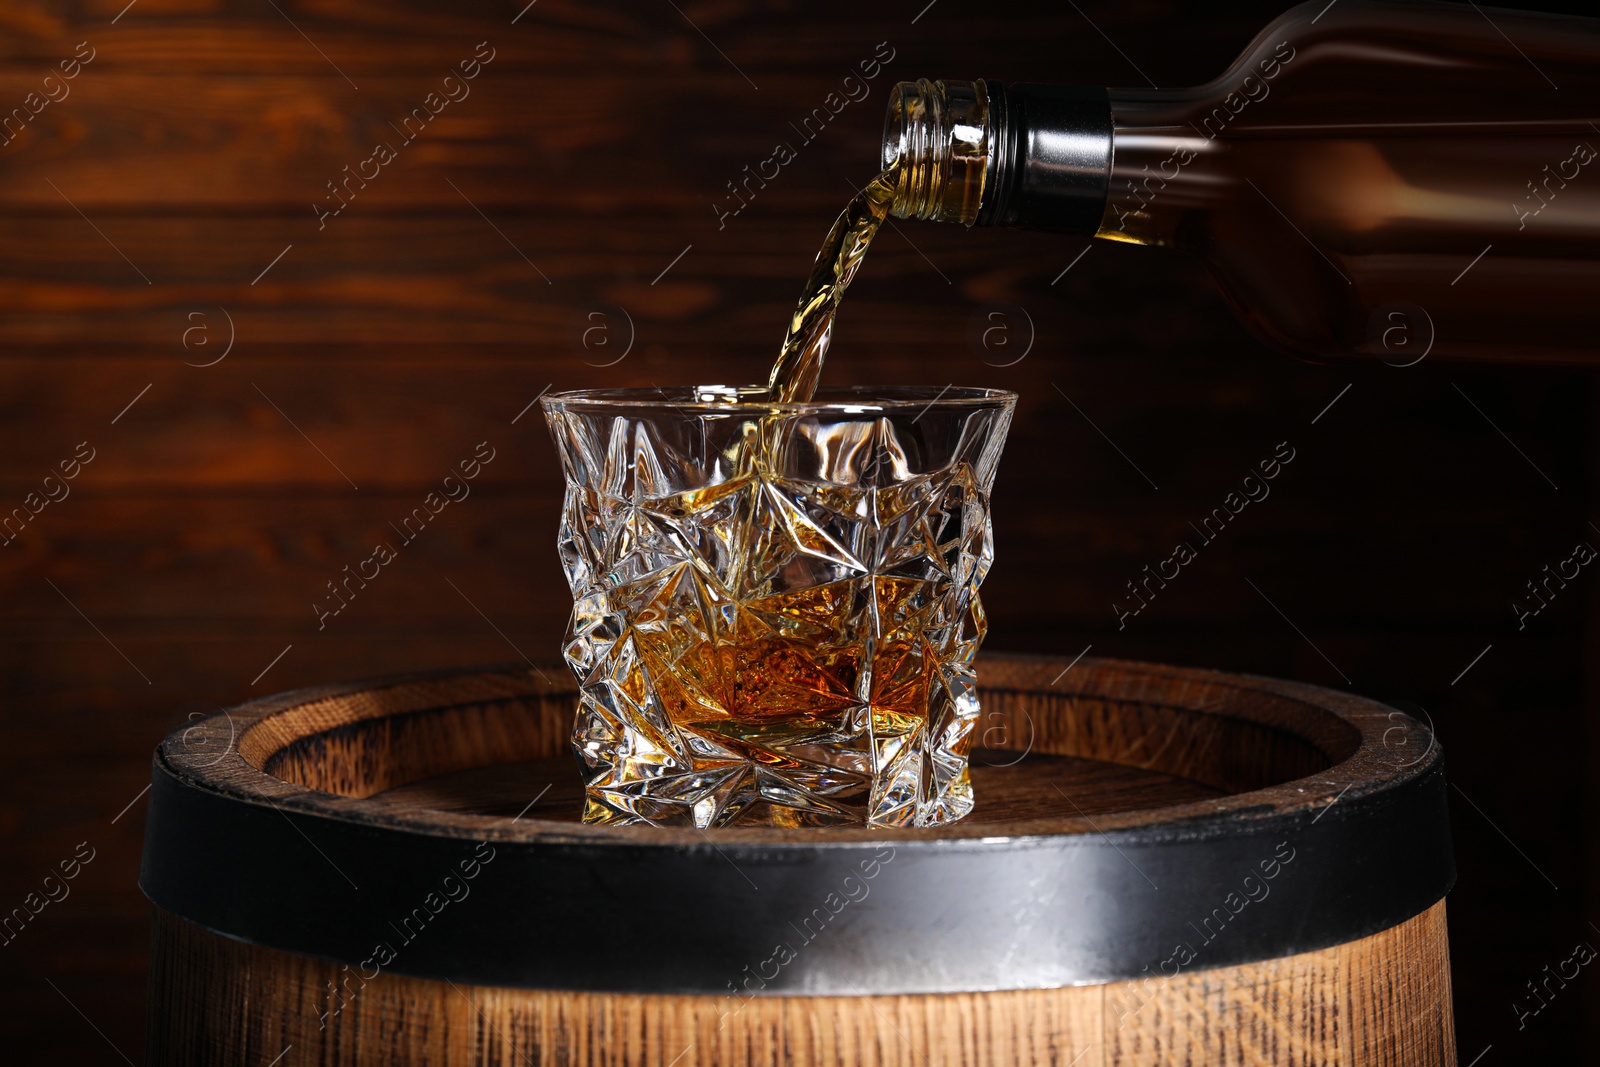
<box><xmin>541</xmin><ymin>385</ymin><xmax>1016</xmax><ymax>828</ymax></box>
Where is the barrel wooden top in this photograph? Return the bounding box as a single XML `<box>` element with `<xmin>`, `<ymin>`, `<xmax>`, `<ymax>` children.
<box><xmin>139</xmin><ymin>652</ymin><xmax>1453</xmax><ymax>995</ymax></box>
<box><xmin>363</xmin><ymin>748</ymin><xmax>1228</xmax><ymax>828</ymax></box>
<box><xmin>170</xmin><ymin>652</ymin><xmax>1392</xmax><ymax>841</ymax></box>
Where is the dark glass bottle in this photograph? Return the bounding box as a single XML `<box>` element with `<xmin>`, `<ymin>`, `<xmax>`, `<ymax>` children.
<box><xmin>882</xmin><ymin>0</ymin><xmax>1600</xmax><ymax>364</ymax></box>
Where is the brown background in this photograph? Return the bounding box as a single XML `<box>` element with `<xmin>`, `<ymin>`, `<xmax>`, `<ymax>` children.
<box><xmin>1</xmin><ymin>0</ymin><xmax>1595</xmax><ymax>1061</ymax></box>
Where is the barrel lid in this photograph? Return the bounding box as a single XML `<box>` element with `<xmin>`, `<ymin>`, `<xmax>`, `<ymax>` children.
<box><xmin>139</xmin><ymin>653</ymin><xmax>1453</xmax><ymax>995</ymax></box>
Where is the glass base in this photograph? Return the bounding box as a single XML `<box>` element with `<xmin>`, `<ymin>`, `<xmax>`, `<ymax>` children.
<box><xmin>572</xmin><ymin>661</ymin><xmax>982</xmax><ymax>828</ymax></box>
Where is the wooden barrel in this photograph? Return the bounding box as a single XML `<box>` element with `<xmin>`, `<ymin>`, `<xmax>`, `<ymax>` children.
<box><xmin>141</xmin><ymin>653</ymin><xmax>1456</xmax><ymax>1066</ymax></box>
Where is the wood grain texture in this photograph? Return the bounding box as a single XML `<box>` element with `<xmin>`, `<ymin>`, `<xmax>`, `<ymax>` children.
<box><xmin>163</xmin><ymin>652</ymin><xmax>1413</xmax><ymax>844</ymax></box>
<box><xmin>0</xmin><ymin>0</ymin><xmax>1590</xmax><ymax>1059</ymax></box>
<box><xmin>139</xmin><ymin>654</ymin><xmax>1452</xmax><ymax>1061</ymax></box>
<box><xmin>146</xmin><ymin>901</ymin><xmax>1454</xmax><ymax>1066</ymax></box>
<box><xmin>365</xmin><ymin>750</ymin><xmax>1228</xmax><ymax>824</ymax></box>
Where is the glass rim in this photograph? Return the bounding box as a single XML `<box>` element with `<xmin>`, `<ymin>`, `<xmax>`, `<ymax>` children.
<box><xmin>540</xmin><ymin>384</ymin><xmax>1017</xmax><ymax>416</ymax></box>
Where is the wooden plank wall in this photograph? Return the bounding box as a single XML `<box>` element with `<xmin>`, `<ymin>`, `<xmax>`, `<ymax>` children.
<box><xmin>0</xmin><ymin>0</ymin><xmax>1594</xmax><ymax>1060</ymax></box>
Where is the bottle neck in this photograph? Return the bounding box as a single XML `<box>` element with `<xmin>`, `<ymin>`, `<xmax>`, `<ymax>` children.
<box><xmin>883</xmin><ymin>79</ymin><xmax>1113</xmax><ymax>235</ymax></box>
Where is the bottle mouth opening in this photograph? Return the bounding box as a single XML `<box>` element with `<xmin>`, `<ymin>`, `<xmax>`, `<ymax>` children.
<box><xmin>881</xmin><ymin>79</ymin><xmax>993</xmax><ymax>225</ymax></box>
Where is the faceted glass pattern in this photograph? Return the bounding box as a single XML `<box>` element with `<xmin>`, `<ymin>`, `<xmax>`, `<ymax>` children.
<box><xmin>542</xmin><ymin>386</ymin><xmax>1015</xmax><ymax>828</ymax></box>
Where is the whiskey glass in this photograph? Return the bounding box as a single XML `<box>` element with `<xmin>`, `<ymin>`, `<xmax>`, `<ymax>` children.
<box><xmin>542</xmin><ymin>385</ymin><xmax>1015</xmax><ymax>828</ymax></box>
